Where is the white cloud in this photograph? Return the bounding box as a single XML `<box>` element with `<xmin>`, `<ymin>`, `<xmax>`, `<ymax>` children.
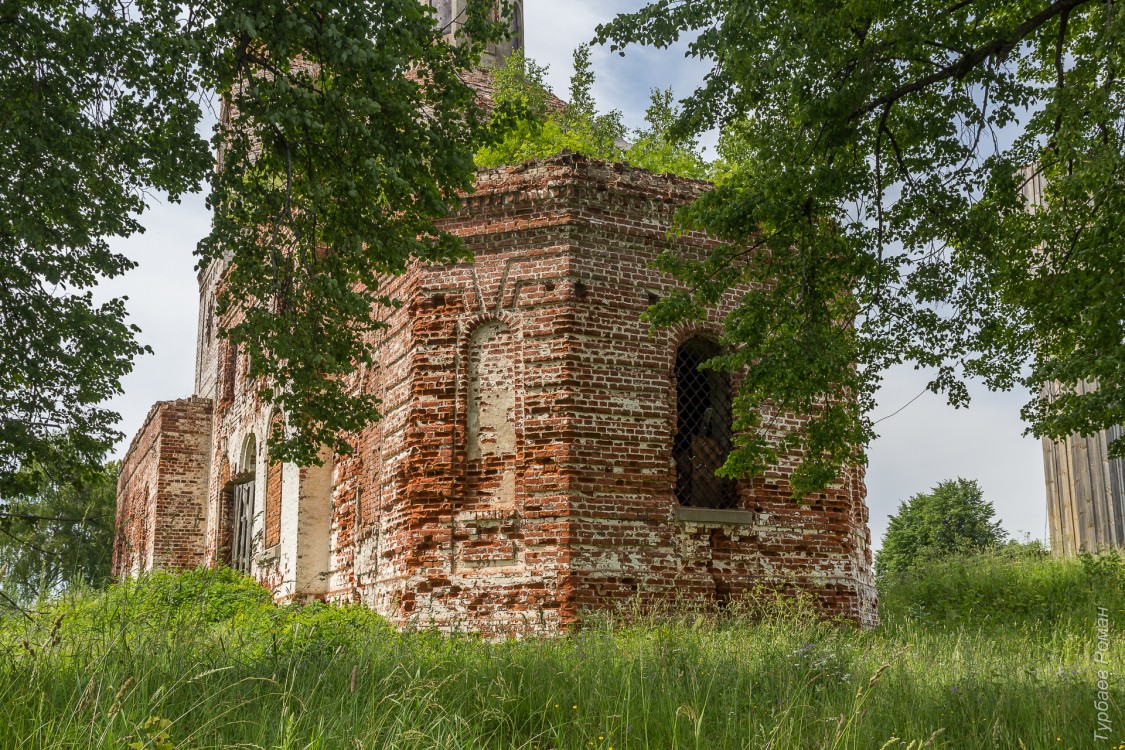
<box><xmin>100</xmin><ymin>194</ymin><xmax>206</xmax><ymax>447</ymax></box>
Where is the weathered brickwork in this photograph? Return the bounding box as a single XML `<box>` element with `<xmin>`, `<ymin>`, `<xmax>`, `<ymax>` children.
<box><xmin>264</xmin><ymin>411</ymin><xmax>284</xmax><ymax>549</ymax></box>
<box><xmin>113</xmin><ymin>398</ymin><xmax>213</xmax><ymax>577</ymax></box>
<box><xmin>115</xmin><ymin>154</ymin><xmax>877</xmax><ymax>631</ymax></box>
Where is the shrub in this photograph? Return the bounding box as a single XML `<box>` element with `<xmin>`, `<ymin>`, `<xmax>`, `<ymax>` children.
<box><xmin>875</xmin><ymin>478</ymin><xmax>1006</xmax><ymax>577</ymax></box>
<box><xmin>0</xmin><ymin>566</ymin><xmax>393</xmax><ymax>663</ymax></box>
<box><xmin>878</xmin><ymin>547</ymin><xmax>1125</xmax><ymax>629</ymax></box>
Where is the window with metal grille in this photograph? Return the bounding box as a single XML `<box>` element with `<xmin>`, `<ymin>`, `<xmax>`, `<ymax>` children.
<box><xmin>674</xmin><ymin>337</ymin><xmax>737</xmax><ymax>509</ymax></box>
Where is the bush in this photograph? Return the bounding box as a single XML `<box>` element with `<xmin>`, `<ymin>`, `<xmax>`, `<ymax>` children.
<box><xmin>1</xmin><ymin>566</ymin><xmax>393</xmax><ymax>663</ymax></box>
<box><xmin>878</xmin><ymin>547</ymin><xmax>1125</xmax><ymax>629</ymax></box>
<box><xmin>0</xmin><ymin>563</ymin><xmax>1121</xmax><ymax>749</ymax></box>
<box><xmin>876</xmin><ymin>478</ymin><xmax>1007</xmax><ymax>577</ymax></box>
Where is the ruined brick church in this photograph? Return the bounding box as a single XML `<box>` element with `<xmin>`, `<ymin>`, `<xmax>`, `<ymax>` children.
<box><xmin>112</xmin><ymin>0</ymin><xmax>878</xmax><ymax>632</ymax></box>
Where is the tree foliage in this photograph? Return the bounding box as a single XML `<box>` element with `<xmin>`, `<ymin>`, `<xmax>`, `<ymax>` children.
<box><xmin>476</xmin><ymin>46</ymin><xmax>628</xmax><ymax>167</ymax></box>
<box><xmin>627</xmin><ymin>87</ymin><xmax>710</xmax><ymax>180</ymax></box>
<box><xmin>0</xmin><ymin>461</ymin><xmax>117</xmax><ymax>606</ymax></box>
<box><xmin>598</xmin><ymin>0</ymin><xmax>1125</xmax><ymax>495</ymax></box>
<box><xmin>2</xmin><ymin>0</ymin><xmax>511</xmax><ymax>479</ymax></box>
<box><xmin>876</xmin><ymin>478</ymin><xmax>1007</xmax><ymax>577</ymax></box>
<box><xmin>199</xmin><ymin>0</ymin><xmax>511</xmax><ymax>465</ymax></box>
<box><xmin>0</xmin><ymin>0</ymin><xmax>209</xmax><ymax>494</ymax></box>
<box><xmin>476</xmin><ymin>47</ymin><xmax>709</xmax><ymax>178</ymax></box>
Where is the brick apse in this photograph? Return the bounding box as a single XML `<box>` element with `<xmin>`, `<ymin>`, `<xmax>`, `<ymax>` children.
<box><xmin>113</xmin><ymin>154</ymin><xmax>878</xmax><ymax>632</ymax></box>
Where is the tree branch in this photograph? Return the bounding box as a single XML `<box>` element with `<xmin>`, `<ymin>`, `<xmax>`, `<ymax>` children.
<box><xmin>0</xmin><ymin>510</ymin><xmax>103</xmax><ymax>524</ymax></box>
<box><xmin>854</xmin><ymin>0</ymin><xmax>1093</xmax><ymax>119</ymax></box>
<box><xmin>0</xmin><ymin>589</ymin><xmax>35</xmax><ymax>621</ymax></box>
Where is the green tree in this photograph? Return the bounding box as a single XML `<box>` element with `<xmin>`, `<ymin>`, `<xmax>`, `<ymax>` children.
<box><xmin>876</xmin><ymin>478</ymin><xmax>1008</xmax><ymax>577</ymax></box>
<box><xmin>0</xmin><ymin>461</ymin><xmax>118</xmax><ymax>606</ymax></box>
<box><xmin>626</xmin><ymin>87</ymin><xmax>709</xmax><ymax>180</ymax></box>
<box><xmin>477</xmin><ymin>47</ymin><xmax>710</xmax><ymax>179</ymax></box>
<box><xmin>476</xmin><ymin>46</ymin><xmax>628</xmax><ymax>167</ymax></box>
<box><xmin>2</xmin><ymin>0</ymin><xmax>512</xmax><ymax>484</ymax></box>
<box><xmin>598</xmin><ymin>1</ymin><xmax>1125</xmax><ymax>495</ymax></box>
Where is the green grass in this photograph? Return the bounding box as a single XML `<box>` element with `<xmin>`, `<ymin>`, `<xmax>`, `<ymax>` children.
<box><xmin>1</xmin><ymin>553</ymin><xmax>1122</xmax><ymax>750</ymax></box>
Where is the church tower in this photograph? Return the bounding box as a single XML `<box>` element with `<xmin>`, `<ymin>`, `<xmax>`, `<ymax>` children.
<box><xmin>426</xmin><ymin>0</ymin><xmax>524</xmax><ymax>67</ymax></box>
<box><xmin>115</xmin><ymin>0</ymin><xmax>878</xmax><ymax>633</ymax></box>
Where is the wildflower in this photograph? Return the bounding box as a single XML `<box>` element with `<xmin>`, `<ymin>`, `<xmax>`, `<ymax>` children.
<box><xmin>572</xmin><ymin>705</ymin><xmax>578</xmax><ymax>710</ymax></box>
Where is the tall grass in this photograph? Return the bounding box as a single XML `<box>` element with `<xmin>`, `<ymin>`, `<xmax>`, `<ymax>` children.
<box><xmin>1</xmin><ymin>554</ymin><xmax>1121</xmax><ymax>750</ymax></box>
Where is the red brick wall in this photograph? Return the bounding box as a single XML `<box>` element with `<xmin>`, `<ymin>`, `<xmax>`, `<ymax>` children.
<box><xmin>358</xmin><ymin>155</ymin><xmax>877</xmax><ymax>629</ymax></box>
<box><xmin>286</xmin><ymin>155</ymin><xmax>875</xmax><ymax>631</ymax></box>
<box><xmin>114</xmin><ymin>398</ymin><xmax>213</xmax><ymax>577</ymax></box>
<box><xmin>121</xmin><ymin>154</ymin><xmax>876</xmax><ymax>632</ymax></box>
<box><xmin>264</xmin><ymin>412</ymin><xmax>284</xmax><ymax>549</ymax></box>
<box><xmin>114</xmin><ymin>403</ymin><xmax>161</xmax><ymax>577</ymax></box>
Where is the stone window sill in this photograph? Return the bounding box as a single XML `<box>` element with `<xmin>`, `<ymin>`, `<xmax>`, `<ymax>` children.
<box><xmin>675</xmin><ymin>506</ymin><xmax>755</xmax><ymax>525</ymax></box>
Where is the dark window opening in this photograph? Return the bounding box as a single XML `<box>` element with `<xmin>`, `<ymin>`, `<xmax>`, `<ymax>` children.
<box><xmin>203</xmin><ymin>298</ymin><xmax>214</xmax><ymax>342</ymax></box>
<box><xmin>511</xmin><ymin>2</ymin><xmax>523</xmax><ymax>50</ymax></box>
<box><xmin>674</xmin><ymin>338</ymin><xmax>737</xmax><ymax>509</ymax></box>
<box><xmin>222</xmin><ymin>342</ymin><xmax>237</xmax><ymax>401</ymax></box>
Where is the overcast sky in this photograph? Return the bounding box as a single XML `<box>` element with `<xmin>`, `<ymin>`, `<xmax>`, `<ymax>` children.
<box><xmin>99</xmin><ymin>0</ymin><xmax>1049</xmax><ymax>550</ymax></box>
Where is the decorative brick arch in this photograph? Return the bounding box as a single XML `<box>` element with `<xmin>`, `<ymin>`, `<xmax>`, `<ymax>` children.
<box><xmin>220</xmin><ymin>340</ymin><xmax>237</xmax><ymax>403</ymax></box>
<box><xmin>459</xmin><ymin>313</ymin><xmax>525</xmax><ymax>510</ymax></box>
<box><xmin>235</xmin><ymin>432</ymin><xmax>257</xmax><ymax>478</ymax></box>
<box><xmin>215</xmin><ymin>456</ymin><xmax>235</xmax><ymax>566</ymax></box>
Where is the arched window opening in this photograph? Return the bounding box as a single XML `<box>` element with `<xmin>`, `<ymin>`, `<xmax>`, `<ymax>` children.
<box><xmin>231</xmin><ymin>434</ymin><xmax>257</xmax><ymax>573</ymax></box>
<box><xmin>432</xmin><ymin>0</ymin><xmax>453</xmax><ymax>30</ymax></box>
<box><xmin>674</xmin><ymin>338</ymin><xmax>737</xmax><ymax>509</ymax></box>
<box><xmin>264</xmin><ymin>412</ymin><xmax>284</xmax><ymax>548</ymax></box>
<box><xmin>203</xmin><ymin>297</ymin><xmax>214</xmax><ymax>342</ymax></box>
<box><xmin>510</xmin><ymin>1</ymin><xmax>523</xmax><ymax>51</ymax></box>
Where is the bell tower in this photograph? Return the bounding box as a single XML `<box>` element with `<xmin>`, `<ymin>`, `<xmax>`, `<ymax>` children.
<box><xmin>426</xmin><ymin>0</ymin><xmax>524</xmax><ymax>67</ymax></box>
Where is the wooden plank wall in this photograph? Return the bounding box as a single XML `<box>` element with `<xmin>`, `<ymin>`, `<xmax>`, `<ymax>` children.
<box><xmin>1043</xmin><ymin>382</ymin><xmax>1125</xmax><ymax>554</ymax></box>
